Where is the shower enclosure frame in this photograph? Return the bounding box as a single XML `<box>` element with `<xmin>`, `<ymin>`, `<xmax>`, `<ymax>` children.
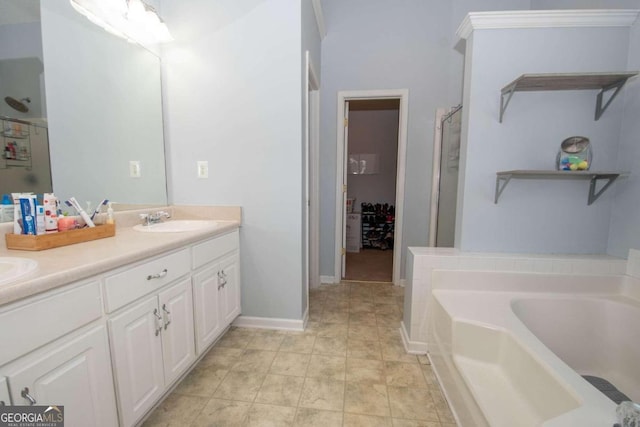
<box><xmin>429</xmin><ymin>105</ymin><xmax>462</xmax><ymax>247</ymax></box>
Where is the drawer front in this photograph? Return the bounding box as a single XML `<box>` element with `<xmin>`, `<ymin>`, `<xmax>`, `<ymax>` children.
<box><xmin>0</xmin><ymin>281</ymin><xmax>102</xmax><ymax>365</ymax></box>
<box><xmin>192</xmin><ymin>230</ymin><xmax>239</xmax><ymax>269</ymax></box>
<box><xmin>104</xmin><ymin>249</ymin><xmax>190</xmax><ymax>313</ymax></box>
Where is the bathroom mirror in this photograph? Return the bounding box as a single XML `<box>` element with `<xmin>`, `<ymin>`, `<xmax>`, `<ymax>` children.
<box><xmin>0</xmin><ymin>0</ymin><xmax>167</xmax><ymax>220</ymax></box>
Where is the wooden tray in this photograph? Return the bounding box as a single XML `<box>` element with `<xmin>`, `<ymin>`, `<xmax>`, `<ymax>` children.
<box><xmin>5</xmin><ymin>224</ymin><xmax>116</xmax><ymax>251</ymax></box>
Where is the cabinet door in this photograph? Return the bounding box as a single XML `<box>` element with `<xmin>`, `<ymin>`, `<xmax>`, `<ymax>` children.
<box><xmin>109</xmin><ymin>296</ymin><xmax>164</xmax><ymax>427</ymax></box>
<box><xmin>4</xmin><ymin>325</ymin><xmax>118</xmax><ymax>427</ymax></box>
<box><xmin>192</xmin><ymin>264</ymin><xmax>223</xmax><ymax>354</ymax></box>
<box><xmin>158</xmin><ymin>278</ymin><xmax>195</xmax><ymax>385</ymax></box>
<box><xmin>219</xmin><ymin>253</ymin><xmax>241</xmax><ymax>325</ymax></box>
<box><xmin>0</xmin><ymin>377</ymin><xmax>9</xmax><ymax>406</ymax></box>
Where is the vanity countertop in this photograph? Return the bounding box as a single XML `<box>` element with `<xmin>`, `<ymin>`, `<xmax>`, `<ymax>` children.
<box><xmin>0</xmin><ymin>205</ymin><xmax>241</xmax><ymax>307</ymax></box>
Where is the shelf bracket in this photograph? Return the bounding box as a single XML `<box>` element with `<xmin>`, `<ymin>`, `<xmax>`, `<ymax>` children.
<box><xmin>494</xmin><ymin>173</ymin><xmax>512</xmax><ymax>204</ymax></box>
<box><xmin>595</xmin><ymin>78</ymin><xmax>629</xmax><ymax>121</ymax></box>
<box><xmin>499</xmin><ymin>84</ymin><xmax>517</xmax><ymax>123</ymax></box>
<box><xmin>588</xmin><ymin>174</ymin><xmax>619</xmax><ymax>205</ymax></box>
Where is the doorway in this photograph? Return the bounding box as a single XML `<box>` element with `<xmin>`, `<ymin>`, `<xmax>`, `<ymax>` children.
<box><xmin>345</xmin><ymin>99</ymin><xmax>399</xmax><ymax>282</ymax></box>
<box><xmin>334</xmin><ymin>89</ymin><xmax>409</xmax><ymax>286</ymax></box>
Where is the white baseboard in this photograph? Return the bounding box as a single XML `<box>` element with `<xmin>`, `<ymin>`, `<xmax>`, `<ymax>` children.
<box><xmin>233</xmin><ymin>315</ymin><xmax>305</xmax><ymax>332</ymax></box>
<box><xmin>400</xmin><ymin>321</ymin><xmax>428</xmax><ymax>354</ymax></box>
<box><xmin>398</xmin><ymin>279</ymin><xmax>407</xmax><ymax>287</ymax></box>
<box><xmin>320</xmin><ymin>275</ymin><xmax>337</xmax><ymax>284</ymax></box>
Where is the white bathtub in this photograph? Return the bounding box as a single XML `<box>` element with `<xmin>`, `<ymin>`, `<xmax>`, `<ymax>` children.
<box><xmin>512</xmin><ymin>296</ymin><xmax>640</xmax><ymax>403</ymax></box>
<box><xmin>427</xmin><ymin>271</ymin><xmax>640</xmax><ymax>427</ymax></box>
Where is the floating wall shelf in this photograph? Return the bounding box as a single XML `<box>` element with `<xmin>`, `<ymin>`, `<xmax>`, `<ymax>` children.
<box><xmin>499</xmin><ymin>72</ymin><xmax>638</xmax><ymax>122</ymax></box>
<box><xmin>495</xmin><ymin>170</ymin><xmax>629</xmax><ymax>205</ymax></box>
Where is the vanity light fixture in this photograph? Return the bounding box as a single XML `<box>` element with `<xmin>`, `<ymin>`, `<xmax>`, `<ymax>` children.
<box><xmin>69</xmin><ymin>0</ymin><xmax>173</xmax><ymax>46</ymax></box>
<box><xmin>125</xmin><ymin>0</ymin><xmax>173</xmax><ymax>43</ymax></box>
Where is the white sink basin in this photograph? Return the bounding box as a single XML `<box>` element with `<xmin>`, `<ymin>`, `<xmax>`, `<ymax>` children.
<box><xmin>0</xmin><ymin>257</ymin><xmax>38</xmax><ymax>286</ymax></box>
<box><xmin>133</xmin><ymin>220</ymin><xmax>220</xmax><ymax>233</ymax></box>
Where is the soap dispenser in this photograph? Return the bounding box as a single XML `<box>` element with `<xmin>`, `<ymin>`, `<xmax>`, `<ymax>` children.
<box><xmin>106</xmin><ymin>202</ymin><xmax>115</xmax><ymax>225</ymax></box>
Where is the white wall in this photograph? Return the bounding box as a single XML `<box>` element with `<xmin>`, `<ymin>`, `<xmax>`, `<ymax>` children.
<box><xmin>162</xmin><ymin>0</ymin><xmax>308</xmax><ymax>320</ymax></box>
<box><xmin>608</xmin><ymin>16</ymin><xmax>640</xmax><ymax>257</ymax></box>
<box><xmin>319</xmin><ymin>0</ymin><xmax>531</xmax><ymax>280</ymax></box>
<box><xmin>456</xmin><ymin>26</ymin><xmax>631</xmax><ymax>254</ymax></box>
<box><xmin>347</xmin><ymin>109</ymin><xmax>399</xmax><ymax>207</ymax></box>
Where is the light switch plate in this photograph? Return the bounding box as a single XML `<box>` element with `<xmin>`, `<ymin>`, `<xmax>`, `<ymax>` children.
<box><xmin>129</xmin><ymin>161</ymin><xmax>141</xmax><ymax>178</ymax></box>
<box><xmin>197</xmin><ymin>161</ymin><xmax>208</xmax><ymax>179</ymax></box>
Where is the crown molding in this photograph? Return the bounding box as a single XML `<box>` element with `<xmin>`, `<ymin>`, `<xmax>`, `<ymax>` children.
<box><xmin>457</xmin><ymin>9</ymin><xmax>640</xmax><ymax>40</ymax></box>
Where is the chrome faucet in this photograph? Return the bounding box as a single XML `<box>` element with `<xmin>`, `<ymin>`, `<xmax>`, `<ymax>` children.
<box><xmin>139</xmin><ymin>210</ymin><xmax>171</xmax><ymax>226</ymax></box>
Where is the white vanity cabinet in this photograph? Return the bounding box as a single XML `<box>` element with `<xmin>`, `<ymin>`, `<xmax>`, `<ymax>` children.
<box><xmin>1</xmin><ymin>324</ymin><xmax>118</xmax><ymax>426</ymax></box>
<box><xmin>107</xmin><ymin>251</ymin><xmax>195</xmax><ymax>427</ymax></box>
<box><xmin>192</xmin><ymin>230</ymin><xmax>240</xmax><ymax>354</ymax></box>
<box><xmin>0</xmin><ymin>280</ymin><xmax>118</xmax><ymax>426</ymax></box>
<box><xmin>0</xmin><ymin>223</ymin><xmax>241</xmax><ymax>427</ymax></box>
<box><xmin>109</xmin><ymin>296</ymin><xmax>164</xmax><ymax>426</ymax></box>
<box><xmin>192</xmin><ymin>265</ymin><xmax>224</xmax><ymax>353</ymax></box>
<box><xmin>218</xmin><ymin>252</ymin><xmax>241</xmax><ymax>325</ymax></box>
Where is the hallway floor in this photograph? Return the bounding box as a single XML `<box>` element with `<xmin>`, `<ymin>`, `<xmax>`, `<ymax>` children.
<box><xmin>143</xmin><ymin>282</ymin><xmax>456</xmax><ymax>426</ymax></box>
<box><xmin>345</xmin><ymin>249</ymin><xmax>393</xmax><ymax>282</ymax></box>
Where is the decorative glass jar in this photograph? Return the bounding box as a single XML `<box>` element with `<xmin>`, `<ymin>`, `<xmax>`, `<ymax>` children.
<box><xmin>557</xmin><ymin>136</ymin><xmax>592</xmax><ymax>171</ymax></box>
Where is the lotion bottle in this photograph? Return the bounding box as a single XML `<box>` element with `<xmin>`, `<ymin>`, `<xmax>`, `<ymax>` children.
<box><xmin>106</xmin><ymin>202</ymin><xmax>115</xmax><ymax>225</ymax></box>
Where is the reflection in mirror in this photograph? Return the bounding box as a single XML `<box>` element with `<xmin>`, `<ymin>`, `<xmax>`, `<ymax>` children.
<box><xmin>0</xmin><ymin>1</ymin><xmax>52</xmax><ymax>200</ymax></box>
<box><xmin>0</xmin><ymin>0</ymin><xmax>168</xmax><ymax>222</ymax></box>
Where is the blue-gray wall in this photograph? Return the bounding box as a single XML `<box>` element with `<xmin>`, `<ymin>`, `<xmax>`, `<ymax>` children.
<box><xmin>318</xmin><ymin>0</ymin><xmax>530</xmax><ymax>280</ymax></box>
<box><xmin>163</xmin><ymin>0</ymin><xmax>307</xmax><ymax>320</ymax></box>
<box><xmin>457</xmin><ymin>25</ymin><xmax>631</xmax><ymax>253</ymax></box>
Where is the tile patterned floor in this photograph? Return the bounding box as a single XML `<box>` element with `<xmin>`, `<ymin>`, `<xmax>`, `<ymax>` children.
<box><xmin>143</xmin><ymin>282</ymin><xmax>456</xmax><ymax>427</ymax></box>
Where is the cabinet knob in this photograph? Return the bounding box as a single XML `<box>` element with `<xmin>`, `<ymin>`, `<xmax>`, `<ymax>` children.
<box><xmin>21</xmin><ymin>387</ymin><xmax>36</xmax><ymax>405</ymax></box>
<box><xmin>147</xmin><ymin>269</ymin><xmax>168</xmax><ymax>280</ymax></box>
<box><xmin>153</xmin><ymin>308</ymin><xmax>163</xmax><ymax>336</ymax></box>
<box><xmin>162</xmin><ymin>304</ymin><xmax>171</xmax><ymax>330</ymax></box>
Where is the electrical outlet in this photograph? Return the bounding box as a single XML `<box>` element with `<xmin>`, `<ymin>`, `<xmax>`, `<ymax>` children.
<box><xmin>197</xmin><ymin>161</ymin><xmax>208</xmax><ymax>179</ymax></box>
<box><xmin>129</xmin><ymin>160</ymin><xmax>141</xmax><ymax>178</ymax></box>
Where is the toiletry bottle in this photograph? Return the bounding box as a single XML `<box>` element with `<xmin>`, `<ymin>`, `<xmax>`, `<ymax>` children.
<box><xmin>36</xmin><ymin>205</ymin><xmax>46</xmax><ymax>235</ymax></box>
<box><xmin>43</xmin><ymin>193</ymin><xmax>58</xmax><ymax>233</ymax></box>
<box><xmin>12</xmin><ymin>192</ymin><xmax>32</xmax><ymax>234</ymax></box>
<box><xmin>1</xmin><ymin>194</ymin><xmax>13</xmax><ymax>223</ymax></box>
<box><xmin>19</xmin><ymin>196</ymin><xmax>37</xmax><ymax>235</ymax></box>
<box><xmin>106</xmin><ymin>202</ymin><xmax>115</xmax><ymax>225</ymax></box>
